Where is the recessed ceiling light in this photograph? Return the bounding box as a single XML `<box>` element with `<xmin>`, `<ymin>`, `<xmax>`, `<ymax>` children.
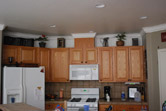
<box><xmin>140</xmin><ymin>16</ymin><xmax>148</xmax><ymax>20</ymax></box>
<box><xmin>50</xmin><ymin>25</ymin><xmax>56</xmax><ymax>28</ymax></box>
<box><xmin>96</xmin><ymin>4</ymin><xmax>105</xmax><ymax>8</ymax></box>
<box><xmin>89</xmin><ymin>31</ymin><xmax>94</xmax><ymax>33</ymax></box>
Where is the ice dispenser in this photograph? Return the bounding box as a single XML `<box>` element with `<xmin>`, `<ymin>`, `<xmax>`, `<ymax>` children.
<box><xmin>3</xmin><ymin>89</ymin><xmax>22</xmax><ymax>104</ymax></box>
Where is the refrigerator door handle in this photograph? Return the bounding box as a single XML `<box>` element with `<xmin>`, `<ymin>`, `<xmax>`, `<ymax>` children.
<box><xmin>23</xmin><ymin>69</ymin><xmax>26</xmax><ymax>103</ymax></box>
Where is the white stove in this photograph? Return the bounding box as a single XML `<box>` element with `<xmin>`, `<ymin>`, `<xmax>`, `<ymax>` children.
<box><xmin>67</xmin><ymin>88</ymin><xmax>99</xmax><ymax>111</ymax></box>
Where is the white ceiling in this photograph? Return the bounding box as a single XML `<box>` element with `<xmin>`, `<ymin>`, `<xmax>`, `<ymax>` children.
<box><xmin>0</xmin><ymin>0</ymin><xmax>166</xmax><ymax>35</ymax></box>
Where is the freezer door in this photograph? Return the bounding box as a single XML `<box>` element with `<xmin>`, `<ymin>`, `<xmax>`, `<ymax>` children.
<box><xmin>23</xmin><ymin>67</ymin><xmax>45</xmax><ymax>110</ymax></box>
<box><xmin>3</xmin><ymin>67</ymin><xmax>23</xmax><ymax>104</ymax></box>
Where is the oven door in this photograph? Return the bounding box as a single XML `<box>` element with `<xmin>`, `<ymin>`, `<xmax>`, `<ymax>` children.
<box><xmin>67</xmin><ymin>108</ymin><xmax>98</xmax><ymax>111</ymax></box>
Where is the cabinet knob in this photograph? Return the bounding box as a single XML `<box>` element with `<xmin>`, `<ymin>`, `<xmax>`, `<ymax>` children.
<box><xmin>81</xmin><ymin>61</ymin><xmax>83</xmax><ymax>63</ymax></box>
<box><xmin>85</xmin><ymin>61</ymin><xmax>87</xmax><ymax>63</ymax></box>
<box><xmin>128</xmin><ymin>79</ymin><xmax>132</xmax><ymax>81</ymax></box>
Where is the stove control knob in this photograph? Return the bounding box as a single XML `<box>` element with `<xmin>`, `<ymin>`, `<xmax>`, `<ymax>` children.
<box><xmin>90</xmin><ymin>104</ymin><xmax>93</xmax><ymax>107</ymax></box>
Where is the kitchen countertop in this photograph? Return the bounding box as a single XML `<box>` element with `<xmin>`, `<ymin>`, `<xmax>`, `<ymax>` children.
<box><xmin>99</xmin><ymin>98</ymin><xmax>148</xmax><ymax>105</ymax></box>
<box><xmin>0</xmin><ymin>103</ymin><xmax>43</xmax><ymax>111</ymax></box>
<box><xmin>46</xmin><ymin>98</ymin><xmax>148</xmax><ymax>105</ymax></box>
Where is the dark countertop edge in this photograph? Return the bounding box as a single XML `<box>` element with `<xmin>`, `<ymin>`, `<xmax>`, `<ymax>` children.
<box><xmin>45</xmin><ymin>98</ymin><xmax>148</xmax><ymax>105</ymax></box>
<box><xmin>45</xmin><ymin>98</ymin><xmax>69</xmax><ymax>104</ymax></box>
<box><xmin>99</xmin><ymin>98</ymin><xmax>148</xmax><ymax>105</ymax></box>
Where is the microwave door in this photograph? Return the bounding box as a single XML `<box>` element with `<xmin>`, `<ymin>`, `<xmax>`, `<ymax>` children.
<box><xmin>70</xmin><ymin>69</ymin><xmax>91</xmax><ymax>80</ymax></box>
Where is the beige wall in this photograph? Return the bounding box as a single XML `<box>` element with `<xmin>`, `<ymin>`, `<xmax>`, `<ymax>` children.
<box><xmin>146</xmin><ymin>30</ymin><xmax>166</xmax><ymax>111</ymax></box>
<box><xmin>0</xmin><ymin>31</ymin><xmax>2</xmax><ymax>103</ymax></box>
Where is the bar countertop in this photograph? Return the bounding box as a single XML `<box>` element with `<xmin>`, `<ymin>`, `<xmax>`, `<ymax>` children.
<box><xmin>0</xmin><ymin>103</ymin><xmax>43</xmax><ymax>111</ymax></box>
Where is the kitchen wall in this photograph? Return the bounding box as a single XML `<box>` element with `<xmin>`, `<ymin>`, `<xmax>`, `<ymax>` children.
<box><xmin>4</xmin><ymin>31</ymin><xmax>143</xmax><ymax>48</ymax></box>
<box><xmin>146</xmin><ymin>30</ymin><xmax>166</xmax><ymax>111</ymax></box>
<box><xmin>0</xmin><ymin>30</ymin><xmax>2</xmax><ymax>103</ymax></box>
<box><xmin>46</xmin><ymin>81</ymin><xmax>145</xmax><ymax>99</ymax></box>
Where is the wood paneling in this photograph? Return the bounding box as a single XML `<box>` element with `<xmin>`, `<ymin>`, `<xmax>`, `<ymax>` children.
<box><xmin>51</xmin><ymin>48</ymin><xmax>69</xmax><ymax>82</ymax></box>
<box><xmin>98</xmin><ymin>47</ymin><xmax>114</xmax><ymax>82</ymax></box>
<box><xmin>2</xmin><ymin>45</ymin><xmax>19</xmax><ymax>64</ymax></box>
<box><xmin>38</xmin><ymin>48</ymin><xmax>51</xmax><ymax>82</ymax></box>
<box><xmin>18</xmin><ymin>47</ymin><xmax>37</xmax><ymax>63</ymax></box>
<box><xmin>75</xmin><ymin>38</ymin><xmax>94</xmax><ymax>48</ymax></box>
<box><xmin>129</xmin><ymin>46</ymin><xmax>144</xmax><ymax>82</ymax></box>
<box><xmin>114</xmin><ymin>47</ymin><xmax>129</xmax><ymax>82</ymax></box>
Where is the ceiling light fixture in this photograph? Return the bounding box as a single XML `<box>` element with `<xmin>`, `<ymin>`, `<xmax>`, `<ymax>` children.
<box><xmin>50</xmin><ymin>25</ymin><xmax>56</xmax><ymax>28</ymax></box>
<box><xmin>96</xmin><ymin>4</ymin><xmax>105</xmax><ymax>8</ymax></box>
<box><xmin>140</xmin><ymin>16</ymin><xmax>148</xmax><ymax>20</ymax></box>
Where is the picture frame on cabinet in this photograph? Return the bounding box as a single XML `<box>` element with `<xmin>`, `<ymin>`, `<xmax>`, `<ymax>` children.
<box><xmin>57</xmin><ymin>38</ymin><xmax>65</xmax><ymax>48</ymax></box>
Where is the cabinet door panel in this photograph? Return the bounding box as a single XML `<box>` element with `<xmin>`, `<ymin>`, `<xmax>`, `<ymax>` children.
<box><xmin>2</xmin><ymin>45</ymin><xmax>19</xmax><ymax>64</ymax></box>
<box><xmin>19</xmin><ymin>47</ymin><xmax>37</xmax><ymax>63</ymax></box>
<box><xmin>70</xmin><ymin>48</ymin><xmax>83</xmax><ymax>64</ymax></box>
<box><xmin>85</xmin><ymin>48</ymin><xmax>98</xmax><ymax>64</ymax></box>
<box><xmin>75</xmin><ymin>38</ymin><xmax>94</xmax><ymax>48</ymax></box>
<box><xmin>51</xmin><ymin>48</ymin><xmax>69</xmax><ymax>82</ymax></box>
<box><xmin>114</xmin><ymin>47</ymin><xmax>129</xmax><ymax>82</ymax></box>
<box><xmin>114</xmin><ymin>105</ymin><xmax>128</xmax><ymax>111</ymax></box>
<box><xmin>99</xmin><ymin>47</ymin><xmax>113</xmax><ymax>82</ymax></box>
<box><xmin>38</xmin><ymin>48</ymin><xmax>51</xmax><ymax>82</ymax></box>
<box><xmin>129</xmin><ymin>46</ymin><xmax>144</xmax><ymax>82</ymax></box>
<box><xmin>45</xmin><ymin>103</ymin><xmax>64</xmax><ymax>110</ymax></box>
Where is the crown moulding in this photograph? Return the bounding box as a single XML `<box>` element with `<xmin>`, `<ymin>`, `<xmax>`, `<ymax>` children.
<box><xmin>71</xmin><ymin>32</ymin><xmax>96</xmax><ymax>38</ymax></box>
<box><xmin>0</xmin><ymin>24</ymin><xmax>5</xmax><ymax>31</ymax></box>
<box><xmin>143</xmin><ymin>23</ymin><xmax>166</xmax><ymax>33</ymax></box>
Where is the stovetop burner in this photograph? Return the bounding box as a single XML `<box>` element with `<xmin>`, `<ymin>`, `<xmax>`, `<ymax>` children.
<box><xmin>70</xmin><ymin>98</ymin><xmax>81</xmax><ymax>102</ymax></box>
<box><xmin>86</xmin><ymin>98</ymin><xmax>96</xmax><ymax>102</ymax></box>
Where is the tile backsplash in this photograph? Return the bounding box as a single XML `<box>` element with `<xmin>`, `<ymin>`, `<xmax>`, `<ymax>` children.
<box><xmin>46</xmin><ymin>81</ymin><xmax>145</xmax><ymax>99</ymax></box>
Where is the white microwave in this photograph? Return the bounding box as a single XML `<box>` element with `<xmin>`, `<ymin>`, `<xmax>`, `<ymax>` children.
<box><xmin>69</xmin><ymin>64</ymin><xmax>99</xmax><ymax>80</ymax></box>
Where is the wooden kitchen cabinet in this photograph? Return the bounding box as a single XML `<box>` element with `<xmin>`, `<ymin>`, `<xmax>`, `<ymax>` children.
<box><xmin>100</xmin><ymin>104</ymin><xmax>148</xmax><ymax>111</ymax></box>
<box><xmin>2</xmin><ymin>45</ymin><xmax>19</xmax><ymax>64</ymax></box>
<box><xmin>18</xmin><ymin>46</ymin><xmax>37</xmax><ymax>64</ymax></box>
<box><xmin>70</xmin><ymin>48</ymin><xmax>83</xmax><ymax>64</ymax></box>
<box><xmin>99</xmin><ymin>104</ymin><xmax>114</xmax><ymax>111</ymax></box>
<box><xmin>98</xmin><ymin>47</ymin><xmax>114</xmax><ymax>82</ymax></box>
<box><xmin>38</xmin><ymin>48</ymin><xmax>51</xmax><ymax>82</ymax></box>
<box><xmin>51</xmin><ymin>48</ymin><xmax>70</xmax><ymax>82</ymax></box>
<box><xmin>129</xmin><ymin>46</ymin><xmax>144</xmax><ymax>82</ymax></box>
<box><xmin>114</xmin><ymin>105</ymin><xmax>129</xmax><ymax>111</ymax></box>
<box><xmin>75</xmin><ymin>38</ymin><xmax>94</xmax><ymax>48</ymax></box>
<box><xmin>114</xmin><ymin>46</ymin><xmax>144</xmax><ymax>82</ymax></box>
<box><xmin>2</xmin><ymin>45</ymin><xmax>38</xmax><ymax>64</ymax></box>
<box><xmin>45</xmin><ymin>103</ymin><xmax>64</xmax><ymax>110</ymax></box>
<box><xmin>114</xmin><ymin>47</ymin><xmax>129</xmax><ymax>82</ymax></box>
<box><xmin>70</xmin><ymin>48</ymin><xmax>97</xmax><ymax>64</ymax></box>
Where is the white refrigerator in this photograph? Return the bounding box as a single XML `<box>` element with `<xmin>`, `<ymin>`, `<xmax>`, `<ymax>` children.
<box><xmin>2</xmin><ymin>66</ymin><xmax>45</xmax><ymax>110</ymax></box>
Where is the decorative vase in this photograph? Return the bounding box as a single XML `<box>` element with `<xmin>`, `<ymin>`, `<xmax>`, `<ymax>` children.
<box><xmin>116</xmin><ymin>41</ymin><xmax>124</xmax><ymax>46</ymax></box>
<box><xmin>39</xmin><ymin>42</ymin><xmax>46</xmax><ymax>48</ymax></box>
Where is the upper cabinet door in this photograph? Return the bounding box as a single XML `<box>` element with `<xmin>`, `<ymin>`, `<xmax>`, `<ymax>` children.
<box><xmin>98</xmin><ymin>47</ymin><xmax>114</xmax><ymax>82</ymax></box>
<box><xmin>38</xmin><ymin>48</ymin><xmax>51</xmax><ymax>82</ymax></box>
<box><xmin>75</xmin><ymin>38</ymin><xmax>94</xmax><ymax>48</ymax></box>
<box><xmin>114</xmin><ymin>47</ymin><xmax>129</xmax><ymax>82</ymax></box>
<box><xmin>51</xmin><ymin>48</ymin><xmax>69</xmax><ymax>82</ymax></box>
<box><xmin>70</xmin><ymin>48</ymin><xmax>83</xmax><ymax>64</ymax></box>
<box><xmin>2</xmin><ymin>45</ymin><xmax>19</xmax><ymax>64</ymax></box>
<box><xmin>18</xmin><ymin>47</ymin><xmax>37</xmax><ymax>63</ymax></box>
<box><xmin>129</xmin><ymin>46</ymin><xmax>144</xmax><ymax>82</ymax></box>
<box><xmin>84</xmin><ymin>48</ymin><xmax>98</xmax><ymax>64</ymax></box>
